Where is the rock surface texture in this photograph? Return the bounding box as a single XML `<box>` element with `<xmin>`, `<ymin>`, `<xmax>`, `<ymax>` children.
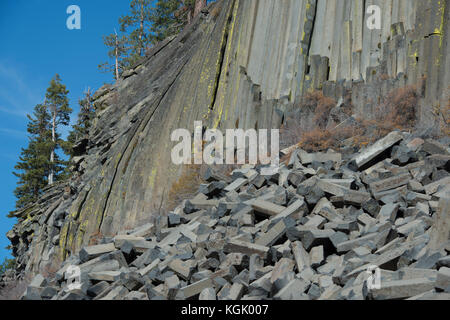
<box><xmin>15</xmin><ymin>132</ymin><xmax>450</xmax><ymax>300</ymax></box>
<box><xmin>3</xmin><ymin>0</ymin><xmax>450</xmax><ymax>291</ymax></box>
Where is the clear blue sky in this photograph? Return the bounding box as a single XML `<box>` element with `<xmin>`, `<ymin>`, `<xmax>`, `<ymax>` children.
<box><xmin>0</xmin><ymin>0</ymin><xmax>139</xmax><ymax>263</ymax></box>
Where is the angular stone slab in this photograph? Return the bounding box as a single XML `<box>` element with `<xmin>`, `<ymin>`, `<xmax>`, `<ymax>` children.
<box><xmin>224</xmin><ymin>178</ymin><xmax>248</xmax><ymax>192</ymax></box>
<box><xmin>336</xmin><ymin>233</ymin><xmax>379</xmax><ymax>253</ymax></box>
<box><xmin>435</xmin><ymin>267</ymin><xmax>450</xmax><ymax>291</ymax></box>
<box><xmin>128</xmin><ymin>223</ymin><xmax>155</xmax><ymax>237</ymax></box>
<box><xmin>113</xmin><ymin>235</ymin><xmax>146</xmax><ymax>249</ymax></box>
<box><xmin>224</xmin><ymin>239</ymin><xmax>270</xmax><ymax>258</ymax></box>
<box><xmin>199</xmin><ymin>287</ymin><xmax>216</xmax><ymax>300</ymax></box>
<box><xmin>353</xmin><ymin>132</ymin><xmax>403</xmax><ymax>169</ymax></box>
<box><xmin>310</xmin><ymin>246</ymin><xmax>324</xmax><ymax>268</ymax></box>
<box><xmin>300</xmin><ymin>229</ymin><xmax>335</xmax><ymax>251</ymax></box>
<box><xmin>88</xmin><ymin>271</ymin><xmax>121</xmax><ymax>282</ymax></box>
<box><xmin>79</xmin><ymin>243</ymin><xmax>116</xmax><ymax>263</ymax></box>
<box><xmin>251</xmin><ymin>200</ymin><xmax>286</xmax><ymax>217</ymax></box>
<box><xmin>273</xmin><ymin>279</ymin><xmax>309</xmax><ymax>300</ymax></box>
<box><xmin>255</xmin><ymin>219</ymin><xmax>288</xmax><ymax>247</ymax></box>
<box><xmin>138</xmin><ymin>258</ymin><xmax>161</xmax><ymax>277</ymax></box>
<box><xmin>424</xmin><ymin>177</ymin><xmax>450</xmax><ymax>195</ymax></box>
<box><xmin>169</xmin><ymin>259</ymin><xmax>195</xmax><ymax>280</ymax></box>
<box><xmin>427</xmin><ymin>198</ymin><xmax>450</xmax><ymax>251</ymax></box>
<box><xmin>312</xmin><ymin>198</ymin><xmax>341</xmax><ymax>221</ymax></box>
<box><xmin>291</xmin><ymin>241</ymin><xmax>311</xmax><ymax>272</ymax></box>
<box><xmin>369</xmin><ymin>173</ymin><xmax>411</xmax><ymax>194</ymax></box>
<box><xmin>271</xmin><ymin>198</ymin><xmax>308</xmax><ymax>223</ymax></box>
<box><xmin>370</xmin><ymin>278</ymin><xmax>435</xmax><ymax>300</ymax></box>
<box><xmin>177</xmin><ymin>278</ymin><xmax>214</xmax><ymax>299</ymax></box>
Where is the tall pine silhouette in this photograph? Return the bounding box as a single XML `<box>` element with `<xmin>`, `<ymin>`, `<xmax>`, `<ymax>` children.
<box><xmin>11</xmin><ymin>75</ymin><xmax>71</xmax><ymax>212</ymax></box>
<box><xmin>12</xmin><ymin>104</ymin><xmax>52</xmax><ymax>210</ymax></box>
<box><xmin>45</xmin><ymin>74</ymin><xmax>72</xmax><ymax>185</ymax></box>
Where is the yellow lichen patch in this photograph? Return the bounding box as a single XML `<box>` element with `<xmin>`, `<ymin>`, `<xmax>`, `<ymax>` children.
<box><xmin>59</xmin><ymin>223</ymin><xmax>70</xmax><ymax>260</ymax></box>
<box><xmin>76</xmin><ymin>221</ymin><xmax>88</xmax><ymax>249</ymax></box>
<box><xmin>148</xmin><ymin>167</ymin><xmax>158</xmax><ymax>188</ymax></box>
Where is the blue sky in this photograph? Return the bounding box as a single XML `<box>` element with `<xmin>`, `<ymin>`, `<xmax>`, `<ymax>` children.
<box><xmin>0</xmin><ymin>0</ymin><xmax>138</xmax><ymax>263</ymax></box>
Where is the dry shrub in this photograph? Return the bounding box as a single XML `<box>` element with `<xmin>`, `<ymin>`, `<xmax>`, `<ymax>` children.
<box><xmin>281</xmin><ymin>84</ymin><xmax>421</xmax><ymax>153</ymax></box>
<box><xmin>297</xmin><ymin>125</ymin><xmax>361</xmax><ymax>152</ymax></box>
<box><xmin>280</xmin><ymin>91</ymin><xmax>336</xmax><ymax>147</ymax></box>
<box><xmin>167</xmin><ymin>162</ymin><xmax>238</xmax><ymax>210</ymax></box>
<box><xmin>298</xmin><ymin>129</ymin><xmax>335</xmax><ymax>152</ymax></box>
<box><xmin>167</xmin><ymin>164</ymin><xmax>206</xmax><ymax>210</ymax></box>
<box><xmin>301</xmin><ymin>91</ymin><xmax>336</xmax><ymax>129</ymax></box>
<box><xmin>351</xmin><ymin>84</ymin><xmax>420</xmax><ymax>145</ymax></box>
<box><xmin>376</xmin><ymin>84</ymin><xmax>418</xmax><ymax>129</ymax></box>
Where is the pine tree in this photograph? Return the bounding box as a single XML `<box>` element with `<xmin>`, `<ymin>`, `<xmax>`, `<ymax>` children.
<box><xmin>149</xmin><ymin>0</ymin><xmax>185</xmax><ymax>44</ymax></box>
<box><xmin>12</xmin><ymin>76</ymin><xmax>72</xmax><ymax>211</ymax></box>
<box><xmin>148</xmin><ymin>0</ymin><xmax>207</xmax><ymax>45</ymax></box>
<box><xmin>44</xmin><ymin>74</ymin><xmax>72</xmax><ymax>185</ymax></box>
<box><xmin>66</xmin><ymin>88</ymin><xmax>95</xmax><ymax>157</ymax></box>
<box><xmin>12</xmin><ymin>104</ymin><xmax>52</xmax><ymax>210</ymax></box>
<box><xmin>98</xmin><ymin>30</ymin><xmax>128</xmax><ymax>80</ymax></box>
<box><xmin>100</xmin><ymin>0</ymin><xmax>208</xmax><ymax>80</ymax></box>
<box><xmin>119</xmin><ymin>0</ymin><xmax>154</xmax><ymax>64</ymax></box>
<box><xmin>0</xmin><ymin>258</ymin><xmax>15</xmax><ymax>275</ymax></box>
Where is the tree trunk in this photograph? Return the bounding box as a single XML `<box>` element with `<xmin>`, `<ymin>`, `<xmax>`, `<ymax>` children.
<box><xmin>139</xmin><ymin>0</ymin><xmax>144</xmax><ymax>56</ymax></box>
<box><xmin>114</xmin><ymin>30</ymin><xmax>119</xmax><ymax>80</ymax></box>
<box><xmin>49</xmin><ymin>107</ymin><xmax>56</xmax><ymax>185</ymax></box>
<box><xmin>194</xmin><ymin>0</ymin><xmax>207</xmax><ymax>17</ymax></box>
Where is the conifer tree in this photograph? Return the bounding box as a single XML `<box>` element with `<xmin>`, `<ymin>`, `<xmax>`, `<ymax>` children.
<box><xmin>149</xmin><ymin>0</ymin><xmax>185</xmax><ymax>43</ymax></box>
<box><xmin>11</xmin><ymin>75</ymin><xmax>72</xmax><ymax>211</ymax></box>
<box><xmin>0</xmin><ymin>258</ymin><xmax>15</xmax><ymax>275</ymax></box>
<box><xmin>44</xmin><ymin>74</ymin><xmax>72</xmax><ymax>185</ymax></box>
<box><xmin>98</xmin><ymin>30</ymin><xmax>128</xmax><ymax>80</ymax></box>
<box><xmin>100</xmin><ymin>0</ymin><xmax>208</xmax><ymax>80</ymax></box>
<box><xmin>66</xmin><ymin>88</ymin><xmax>95</xmax><ymax>157</ymax></box>
<box><xmin>119</xmin><ymin>0</ymin><xmax>154</xmax><ymax>64</ymax></box>
<box><xmin>12</xmin><ymin>104</ymin><xmax>52</xmax><ymax>210</ymax></box>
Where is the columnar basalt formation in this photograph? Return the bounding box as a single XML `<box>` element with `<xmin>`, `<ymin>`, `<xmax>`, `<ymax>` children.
<box><xmin>5</xmin><ymin>0</ymin><xmax>449</xmax><ymax>278</ymax></box>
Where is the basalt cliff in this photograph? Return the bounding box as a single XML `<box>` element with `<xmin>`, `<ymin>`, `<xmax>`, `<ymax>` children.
<box><xmin>4</xmin><ymin>0</ymin><xmax>450</xmax><ymax>295</ymax></box>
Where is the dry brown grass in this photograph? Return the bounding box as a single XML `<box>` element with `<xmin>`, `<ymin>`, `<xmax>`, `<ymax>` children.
<box><xmin>303</xmin><ymin>91</ymin><xmax>336</xmax><ymax>129</ymax></box>
<box><xmin>167</xmin><ymin>163</ymin><xmax>238</xmax><ymax>210</ymax></box>
<box><xmin>376</xmin><ymin>84</ymin><xmax>418</xmax><ymax>129</ymax></box>
<box><xmin>281</xmin><ymin>84</ymin><xmax>420</xmax><ymax>152</ymax></box>
<box><xmin>167</xmin><ymin>165</ymin><xmax>206</xmax><ymax>210</ymax></box>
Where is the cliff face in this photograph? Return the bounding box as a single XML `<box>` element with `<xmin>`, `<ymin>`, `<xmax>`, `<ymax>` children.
<box><xmin>7</xmin><ymin>0</ymin><xmax>449</xmax><ymax>275</ymax></box>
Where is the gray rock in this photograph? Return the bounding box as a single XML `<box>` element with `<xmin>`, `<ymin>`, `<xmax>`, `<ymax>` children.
<box><xmin>199</xmin><ymin>287</ymin><xmax>216</xmax><ymax>300</ymax></box>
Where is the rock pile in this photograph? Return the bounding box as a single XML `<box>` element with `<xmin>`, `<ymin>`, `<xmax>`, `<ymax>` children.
<box><xmin>21</xmin><ymin>131</ymin><xmax>450</xmax><ymax>300</ymax></box>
